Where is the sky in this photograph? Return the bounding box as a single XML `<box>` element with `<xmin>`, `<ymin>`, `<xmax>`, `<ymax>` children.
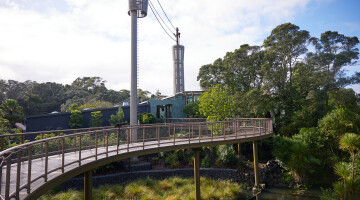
<box><xmin>0</xmin><ymin>0</ymin><xmax>359</xmax><ymax>95</ymax></box>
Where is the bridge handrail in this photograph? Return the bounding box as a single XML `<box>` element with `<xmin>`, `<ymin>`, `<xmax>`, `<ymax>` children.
<box><xmin>0</xmin><ymin>118</ymin><xmax>268</xmax><ymax>151</ymax></box>
<box><xmin>0</xmin><ymin>118</ymin><xmax>273</xmax><ymax>200</ymax></box>
<box><xmin>0</xmin><ymin>118</ymin><xmax>269</xmax><ymax>158</ymax></box>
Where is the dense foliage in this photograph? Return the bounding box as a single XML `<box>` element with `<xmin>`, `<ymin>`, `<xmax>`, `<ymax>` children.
<box><xmin>0</xmin><ymin>99</ymin><xmax>23</xmax><ymax>131</ymax></box>
<box><xmin>109</xmin><ymin>107</ymin><xmax>125</xmax><ymax>126</ymax></box>
<box><xmin>89</xmin><ymin>111</ymin><xmax>103</xmax><ymax>127</ymax></box>
<box><xmin>69</xmin><ymin>110</ymin><xmax>83</xmax><ymax>129</ymax></box>
<box><xmin>197</xmin><ymin>23</ymin><xmax>360</xmax><ymax>190</ymax></box>
<box><xmin>0</xmin><ymin>77</ymin><xmax>155</xmax><ymax>116</ymax></box>
<box><xmin>138</xmin><ymin>112</ymin><xmax>156</xmax><ymax>124</ymax></box>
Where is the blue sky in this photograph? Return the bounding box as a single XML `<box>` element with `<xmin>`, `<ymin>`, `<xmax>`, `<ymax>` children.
<box><xmin>0</xmin><ymin>0</ymin><xmax>359</xmax><ymax>94</ymax></box>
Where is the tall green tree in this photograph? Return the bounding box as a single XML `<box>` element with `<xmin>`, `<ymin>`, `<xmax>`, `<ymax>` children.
<box><xmin>308</xmin><ymin>31</ymin><xmax>359</xmax><ymax>94</ymax></box>
<box><xmin>69</xmin><ymin>110</ymin><xmax>83</xmax><ymax>129</ymax></box>
<box><xmin>0</xmin><ymin>99</ymin><xmax>23</xmax><ymax>131</ymax></box>
<box><xmin>199</xmin><ymin>85</ymin><xmax>235</xmax><ymax>121</ymax></box>
<box><xmin>109</xmin><ymin>107</ymin><xmax>125</xmax><ymax>126</ymax></box>
<box><xmin>89</xmin><ymin>111</ymin><xmax>103</xmax><ymax>127</ymax></box>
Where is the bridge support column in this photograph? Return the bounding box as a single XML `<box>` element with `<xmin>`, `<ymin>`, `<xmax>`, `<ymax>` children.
<box><xmin>252</xmin><ymin>141</ymin><xmax>260</xmax><ymax>191</ymax></box>
<box><xmin>193</xmin><ymin>148</ymin><xmax>201</xmax><ymax>200</ymax></box>
<box><xmin>84</xmin><ymin>170</ymin><xmax>93</xmax><ymax>200</ymax></box>
<box><xmin>237</xmin><ymin>143</ymin><xmax>241</xmax><ymax>156</ymax></box>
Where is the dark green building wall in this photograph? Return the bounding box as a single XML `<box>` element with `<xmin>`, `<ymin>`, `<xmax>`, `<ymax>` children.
<box><xmin>149</xmin><ymin>94</ymin><xmax>186</xmax><ymax>119</ymax></box>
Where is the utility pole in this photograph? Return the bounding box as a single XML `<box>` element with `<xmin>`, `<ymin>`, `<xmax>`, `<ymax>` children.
<box><xmin>128</xmin><ymin>0</ymin><xmax>148</xmax><ymax>143</ymax></box>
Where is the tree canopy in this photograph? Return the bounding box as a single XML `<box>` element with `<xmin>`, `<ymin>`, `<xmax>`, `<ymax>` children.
<box><xmin>0</xmin><ymin>77</ymin><xmax>154</xmax><ymax>116</ymax></box>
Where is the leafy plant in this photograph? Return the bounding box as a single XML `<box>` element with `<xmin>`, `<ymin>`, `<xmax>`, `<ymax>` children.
<box><xmin>0</xmin><ymin>99</ymin><xmax>23</xmax><ymax>131</ymax></box>
<box><xmin>69</xmin><ymin>110</ymin><xmax>83</xmax><ymax>129</ymax></box>
<box><xmin>217</xmin><ymin>145</ymin><xmax>237</xmax><ymax>167</ymax></box>
<box><xmin>109</xmin><ymin>107</ymin><xmax>124</xmax><ymax>126</ymax></box>
<box><xmin>89</xmin><ymin>111</ymin><xmax>103</xmax><ymax>127</ymax></box>
<box><xmin>201</xmin><ymin>155</ymin><xmax>212</xmax><ymax>168</ymax></box>
<box><xmin>138</xmin><ymin>113</ymin><xmax>155</xmax><ymax>124</ymax></box>
<box><xmin>165</xmin><ymin>152</ymin><xmax>180</xmax><ymax>169</ymax></box>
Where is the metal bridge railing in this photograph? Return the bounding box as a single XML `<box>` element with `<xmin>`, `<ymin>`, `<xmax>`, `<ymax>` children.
<box><xmin>0</xmin><ymin>118</ymin><xmax>272</xmax><ymax>200</ymax></box>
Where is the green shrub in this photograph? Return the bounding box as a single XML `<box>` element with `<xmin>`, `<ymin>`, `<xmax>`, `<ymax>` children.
<box><xmin>69</xmin><ymin>110</ymin><xmax>83</xmax><ymax>129</ymax></box>
<box><xmin>217</xmin><ymin>145</ymin><xmax>237</xmax><ymax>166</ymax></box>
<box><xmin>165</xmin><ymin>152</ymin><xmax>180</xmax><ymax>168</ymax></box>
<box><xmin>138</xmin><ymin>113</ymin><xmax>155</xmax><ymax>124</ymax></box>
<box><xmin>201</xmin><ymin>155</ymin><xmax>212</xmax><ymax>168</ymax></box>
<box><xmin>89</xmin><ymin>111</ymin><xmax>103</xmax><ymax>127</ymax></box>
<box><xmin>109</xmin><ymin>107</ymin><xmax>124</xmax><ymax>126</ymax></box>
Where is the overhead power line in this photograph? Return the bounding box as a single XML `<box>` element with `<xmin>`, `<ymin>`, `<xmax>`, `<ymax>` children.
<box><xmin>148</xmin><ymin>1</ymin><xmax>176</xmax><ymax>42</ymax></box>
<box><xmin>156</xmin><ymin>0</ymin><xmax>176</xmax><ymax>30</ymax></box>
<box><xmin>149</xmin><ymin>0</ymin><xmax>174</xmax><ymax>35</ymax></box>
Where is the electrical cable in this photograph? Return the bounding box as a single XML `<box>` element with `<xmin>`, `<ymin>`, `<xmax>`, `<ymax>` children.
<box><xmin>148</xmin><ymin>2</ymin><xmax>176</xmax><ymax>42</ymax></box>
<box><xmin>149</xmin><ymin>0</ymin><xmax>174</xmax><ymax>36</ymax></box>
<box><xmin>156</xmin><ymin>0</ymin><xmax>176</xmax><ymax>30</ymax></box>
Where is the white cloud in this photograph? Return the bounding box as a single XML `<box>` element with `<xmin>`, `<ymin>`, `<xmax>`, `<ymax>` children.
<box><xmin>0</xmin><ymin>0</ymin><xmax>338</xmax><ymax>96</ymax></box>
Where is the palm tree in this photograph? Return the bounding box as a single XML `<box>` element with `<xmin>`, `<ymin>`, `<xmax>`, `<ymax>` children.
<box><xmin>339</xmin><ymin>133</ymin><xmax>360</xmax><ymax>199</ymax></box>
<box><xmin>334</xmin><ymin>162</ymin><xmax>351</xmax><ymax>200</ymax></box>
<box><xmin>339</xmin><ymin>133</ymin><xmax>360</xmax><ymax>181</ymax></box>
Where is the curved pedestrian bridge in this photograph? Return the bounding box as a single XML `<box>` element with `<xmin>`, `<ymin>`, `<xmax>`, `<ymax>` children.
<box><xmin>0</xmin><ymin>118</ymin><xmax>273</xmax><ymax>200</ymax></box>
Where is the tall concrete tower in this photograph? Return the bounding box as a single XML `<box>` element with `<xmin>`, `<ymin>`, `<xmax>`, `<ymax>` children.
<box><xmin>173</xmin><ymin>28</ymin><xmax>184</xmax><ymax>94</ymax></box>
<box><xmin>128</xmin><ymin>0</ymin><xmax>148</xmax><ymax>142</ymax></box>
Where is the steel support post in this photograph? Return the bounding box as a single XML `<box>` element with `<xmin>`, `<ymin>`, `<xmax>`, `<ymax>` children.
<box><xmin>193</xmin><ymin>148</ymin><xmax>201</xmax><ymax>200</ymax></box>
<box><xmin>130</xmin><ymin>9</ymin><xmax>138</xmax><ymax>142</ymax></box>
<box><xmin>238</xmin><ymin>143</ymin><xmax>241</xmax><ymax>156</ymax></box>
<box><xmin>252</xmin><ymin>141</ymin><xmax>260</xmax><ymax>190</ymax></box>
<box><xmin>84</xmin><ymin>170</ymin><xmax>93</xmax><ymax>200</ymax></box>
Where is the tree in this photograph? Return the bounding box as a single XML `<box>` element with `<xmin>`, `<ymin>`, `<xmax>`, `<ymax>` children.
<box><xmin>78</xmin><ymin>100</ymin><xmax>113</xmax><ymax>110</ymax></box>
<box><xmin>69</xmin><ymin>110</ymin><xmax>83</xmax><ymax>129</ymax></box>
<box><xmin>89</xmin><ymin>111</ymin><xmax>103</xmax><ymax>127</ymax></box>
<box><xmin>183</xmin><ymin>101</ymin><xmax>204</xmax><ymax>118</ymax></box>
<box><xmin>109</xmin><ymin>107</ymin><xmax>125</xmax><ymax>126</ymax></box>
<box><xmin>199</xmin><ymin>84</ymin><xmax>235</xmax><ymax>121</ymax></box>
<box><xmin>328</xmin><ymin>88</ymin><xmax>359</xmax><ymax>113</ymax></box>
<box><xmin>138</xmin><ymin>89</ymin><xmax>151</xmax><ymax>103</ymax></box>
<box><xmin>339</xmin><ymin>133</ymin><xmax>360</xmax><ymax>186</ymax></box>
<box><xmin>197</xmin><ymin>59</ymin><xmax>226</xmax><ymax>90</ymax></box>
<box><xmin>263</xmin><ymin>23</ymin><xmax>310</xmax><ymax>127</ymax></box>
<box><xmin>308</xmin><ymin>31</ymin><xmax>359</xmax><ymax>93</ymax></box>
<box><xmin>0</xmin><ymin>111</ymin><xmax>9</xmax><ymax>134</ymax></box>
<box><xmin>263</xmin><ymin>23</ymin><xmax>310</xmax><ymax>86</ymax></box>
<box><xmin>0</xmin><ymin>99</ymin><xmax>23</xmax><ymax>131</ymax></box>
<box><xmin>318</xmin><ymin>108</ymin><xmax>360</xmax><ymax>141</ymax></box>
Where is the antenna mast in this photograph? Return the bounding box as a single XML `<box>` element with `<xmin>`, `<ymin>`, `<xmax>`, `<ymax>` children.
<box><xmin>172</xmin><ymin>27</ymin><xmax>184</xmax><ymax>94</ymax></box>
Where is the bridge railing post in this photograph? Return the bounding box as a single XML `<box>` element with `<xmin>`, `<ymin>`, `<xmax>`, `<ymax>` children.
<box><xmin>142</xmin><ymin>128</ymin><xmax>145</xmax><ymax>150</ymax></box>
<box><xmin>16</xmin><ymin>150</ymin><xmax>21</xmax><ymax>198</ymax></box>
<box><xmin>199</xmin><ymin>123</ymin><xmax>201</xmax><ymax>142</ymax></box>
<box><xmin>44</xmin><ymin>142</ymin><xmax>48</xmax><ymax>182</ymax></box>
<box><xmin>106</xmin><ymin>131</ymin><xmax>109</xmax><ymax>157</ymax></box>
<box><xmin>127</xmin><ymin>129</ymin><xmax>130</xmax><ymax>152</ymax></box>
<box><xmin>95</xmin><ymin>132</ymin><xmax>98</xmax><ymax>160</ymax></box>
<box><xmin>211</xmin><ymin>123</ymin><xmax>213</xmax><ymax>141</ymax></box>
<box><xmin>62</xmin><ymin>138</ymin><xmax>65</xmax><ymax>173</ymax></box>
<box><xmin>235</xmin><ymin>119</ymin><xmax>237</xmax><ymax>139</ymax></box>
<box><xmin>117</xmin><ymin>129</ymin><xmax>120</xmax><ymax>154</ymax></box>
<box><xmin>79</xmin><ymin>136</ymin><xmax>82</xmax><ymax>165</ymax></box>
<box><xmin>28</xmin><ymin>145</ymin><xmax>32</xmax><ymax>194</ymax></box>
<box><xmin>188</xmin><ymin>125</ymin><xmax>191</xmax><ymax>144</ymax></box>
<box><xmin>173</xmin><ymin>126</ymin><xmax>176</xmax><ymax>145</ymax></box>
<box><xmin>5</xmin><ymin>155</ymin><xmax>11</xmax><ymax>200</ymax></box>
